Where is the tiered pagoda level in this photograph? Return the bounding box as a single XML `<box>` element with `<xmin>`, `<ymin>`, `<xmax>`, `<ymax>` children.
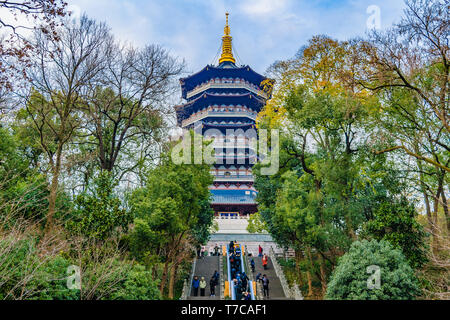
<box><xmin>175</xmin><ymin>13</ymin><xmax>272</xmax><ymax>218</ymax></box>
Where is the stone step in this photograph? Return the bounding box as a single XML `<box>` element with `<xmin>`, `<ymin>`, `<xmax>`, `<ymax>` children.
<box><xmin>249</xmin><ymin>255</ymin><xmax>286</xmax><ymax>299</ymax></box>
<box><xmin>190</xmin><ymin>256</ymin><xmax>220</xmax><ymax>298</ymax></box>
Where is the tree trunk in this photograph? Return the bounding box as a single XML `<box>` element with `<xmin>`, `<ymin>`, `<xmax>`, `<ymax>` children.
<box><xmin>294</xmin><ymin>249</ymin><xmax>304</xmax><ymax>288</ymax></box>
<box><xmin>151</xmin><ymin>265</ymin><xmax>158</xmax><ymax>281</ymax></box>
<box><xmin>306</xmin><ymin>247</ymin><xmax>314</xmax><ymax>298</ymax></box>
<box><xmin>441</xmin><ymin>188</ymin><xmax>449</xmax><ymax>234</ymax></box>
<box><xmin>45</xmin><ymin>145</ymin><xmax>62</xmax><ymax>232</ymax></box>
<box><xmin>319</xmin><ymin>255</ymin><xmax>327</xmax><ymax>297</ymax></box>
<box><xmin>159</xmin><ymin>260</ymin><xmax>170</xmax><ymax>296</ymax></box>
<box><xmin>431</xmin><ymin>188</ymin><xmax>441</xmax><ymax>251</ymax></box>
<box><xmin>168</xmin><ymin>262</ymin><xmax>179</xmax><ymax>299</ymax></box>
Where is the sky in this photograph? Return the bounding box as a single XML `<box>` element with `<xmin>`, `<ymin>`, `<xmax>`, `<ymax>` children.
<box><xmin>66</xmin><ymin>0</ymin><xmax>407</xmax><ymax>75</ymax></box>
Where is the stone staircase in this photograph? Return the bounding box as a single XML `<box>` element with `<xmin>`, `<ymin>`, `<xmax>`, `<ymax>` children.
<box><xmin>187</xmin><ymin>256</ymin><xmax>221</xmax><ymax>300</ymax></box>
<box><xmin>249</xmin><ymin>254</ymin><xmax>287</xmax><ymax>300</ymax></box>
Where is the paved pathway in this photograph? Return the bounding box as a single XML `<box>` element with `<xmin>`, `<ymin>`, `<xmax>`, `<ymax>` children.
<box><xmin>188</xmin><ymin>256</ymin><xmax>220</xmax><ymax>300</ymax></box>
<box><xmin>251</xmin><ymin>255</ymin><xmax>286</xmax><ymax>300</ymax></box>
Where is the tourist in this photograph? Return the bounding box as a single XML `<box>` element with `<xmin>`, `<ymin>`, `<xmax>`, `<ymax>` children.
<box><xmin>250</xmin><ymin>259</ymin><xmax>255</xmax><ymax>272</ymax></box>
<box><xmin>243</xmin><ymin>291</ymin><xmax>251</xmax><ymax>300</ymax></box>
<box><xmin>210</xmin><ymin>276</ymin><xmax>216</xmax><ymax>296</ymax></box>
<box><xmin>234</xmin><ymin>240</ymin><xmax>239</xmax><ymax>252</ymax></box>
<box><xmin>234</xmin><ymin>278</ymin><xmax>243</xmax><ymax>300</ymax></box>
<box><xmin>235</xmin><ymin>257</ymin><xmax>241</xmax><ymax>269</ymax></box>
<box><xmin>262</xmin><ymin>254</ymin><xmax>268</xmax><ymax>270</ymax></box>
<box><xmin>192</xmin><ymin>276</ymin><xmax>200</xmax><ymax>296</ymax></box>
<box><xmin>262</xmin><ymin>274</ymin><xmax>269</xmax><ymax>298</ymax></box>
<box><xmin>213</xmin><ymin>270</ymin><xmax>220</xmax><ymax>285</ymax></box>
<box><xmin>229</xmin><ymin>241</ymin><xmax>234</xmax><ymax>253</ymax></box>
<box><xmin>241</xmin><ymin>272</ymin><xmax>249</xmax><ymax>290</ymax></box>
<box><xmin>235</xmin><ymin>246</ymin><xmax>241</xmax><ymax>257</ymax></box>
<box><xmin>199</xmin><ymin>277</ymin><xmax>207</xmax><ymax>296</ymax></box>
<box><xmin>200</xmin><ymin>246</ymin><xmax>206</xmax><ymax>258</ymax></box>
<box><xmin>259</xmin><ymin>245</ymin><xmax>263</xmax><ymax>257</ymax></box>
<box><xmin>214</xmin><ymin>244</ymin><xmax>220</xmax><ymax>256</ymax></box>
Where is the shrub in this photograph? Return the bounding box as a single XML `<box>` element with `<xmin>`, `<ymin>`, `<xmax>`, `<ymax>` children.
<box><xmin>326</xmin><ymin>239</ymin><xmax>421</xmax><ymax>300</ymax></box>
<box><xmin>110</xmin><ymin>264</ymin><xmax>161</xmax><ymax>300</ymax></box>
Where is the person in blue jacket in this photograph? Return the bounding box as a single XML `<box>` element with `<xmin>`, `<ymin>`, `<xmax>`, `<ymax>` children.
<box><xmin>212</xmin><ymin>270</ymin><xmax>220</xmax><ymax>285</ymax></box>
<box><xmin>241</xmin><ymin>272</ymin><xmax>249</xmax><ymax>291</ymax></box>
<box><xmin>192</xmin><ymin>276</ymin><xmax>200</xmax><ymax>296</ymax></box>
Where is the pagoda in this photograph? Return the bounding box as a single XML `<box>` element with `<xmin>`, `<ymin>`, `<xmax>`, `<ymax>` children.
<box><xmin>175</xmin><ymin>13</ymin><xmax>272</xmax><ymax>218</ymax></box>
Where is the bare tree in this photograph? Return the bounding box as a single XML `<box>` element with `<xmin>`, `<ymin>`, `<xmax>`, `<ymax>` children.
<box><xmin>0</xmin><ymin>0</ymin><xmax>67</xmax><ymax>92</ymax></box>
<box><xmin>24</xmin><ymin>15</ymin><xmax>111</xmax><ymax>230</ymax></box>
<box><xmin>368</xmin><ymin>0</ymin><xmax>448</xmax><ymax>129</ymax></box>
<box><xmin>76</xmin><ymin>43</ymin><xmax>184</xmax><ymax>180</ymax></box>
<box><xmin>356</xmin><ymin>0</ymin><xmax>449</xmax><ymax>237</ymax></box>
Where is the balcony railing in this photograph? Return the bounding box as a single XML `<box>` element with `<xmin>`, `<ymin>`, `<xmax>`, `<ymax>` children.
<box><xmin>213</xmin><ymin>174</ymin><xmax>254</xmax><ymax>180</ymax></box>
<box><xmin>186</xmin><ymin>82</ymin><xmax>268</xmax><ymax>100</ymax></box>
<box><xmin>182</xmin><ymin>111</ymin><xmax>257</xmax><ymax>127</ymax></box>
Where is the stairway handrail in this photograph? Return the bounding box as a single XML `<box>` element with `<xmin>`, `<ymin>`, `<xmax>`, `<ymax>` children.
<box><xmin>187</xmin><ymin>257</ymin><xmax>197</xmax><ymax>297</ymax></box>
<box><xmin>226</xmin><ymin>244</ymin><xmax>236</xmax><ymax>300</ymax></box>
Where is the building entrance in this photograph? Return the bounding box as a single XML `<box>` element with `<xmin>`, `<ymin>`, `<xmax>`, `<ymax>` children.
<box><xmin>219</xmin><ymin>212</ymin><xmax>239</xmax><ymax>219</ymax></box>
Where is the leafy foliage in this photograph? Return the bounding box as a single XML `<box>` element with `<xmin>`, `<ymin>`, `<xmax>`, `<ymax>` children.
<box><xmin>363</xmin><ymin>198</ymin><xmax>429</xmax><ymax>269</ymax></box>
<box><xmin>110</xmin><ymin>264</ymin><xmax>161</xmax><ymax>300</ymax></box>
<box><xmin>326</xmin><ymin>240</ymin><xmax>421</xmax><ymax>300</ymax></box>
<box><xmin>66</xmin><ymin>172</ymin><xmax>131</xmax><ymax>240</ymax></box>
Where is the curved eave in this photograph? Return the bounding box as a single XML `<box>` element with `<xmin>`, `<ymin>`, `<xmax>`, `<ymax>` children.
<box><xmin>203</xmin><ymin>122</ymin><xmax>254</xmax><ymax>129</ymax></box>
<box><xmin>180</xmin><ymin>64</ymin><xmax>268</xmax><ymax>99</ymax></box>
<box><xmin>175</xmin><ymin>92</ymin><xmax>264</xmax><ymax>124</ymax></box>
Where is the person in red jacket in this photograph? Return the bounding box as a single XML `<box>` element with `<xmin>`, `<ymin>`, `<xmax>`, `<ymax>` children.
<box><xmin>262</xmin><ymin>254</ymin><xmax>268</xmax><ymax>270</ymax></box>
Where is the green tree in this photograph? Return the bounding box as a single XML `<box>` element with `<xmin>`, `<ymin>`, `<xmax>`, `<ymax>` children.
<box><xmin>66</xmin><ymin>171</ymin><xmax>131</xmax><ymax>240</ymax></box>
<box><xmin>0</xmin><ymin>126</ymin><xmax>49</xmax><ymax>221</ymax></box>
<box><xmin>364</xmin><ymin>198</ymin><xmax>428</xmax><ymax>269</ymax></box>
<box><xmin>326</xmin><ymin>239</ymin><xmax>421</xmax><ymax>300</ymax></box>
<box><xmin>129</xmin><ymin>134</ymin><xmax>214</xmax><ymax>298</ymax></box>
<box><xmin>110</xmin><ymin>264</ymin><xmax>161</xmax><ymax>300</ymax></box>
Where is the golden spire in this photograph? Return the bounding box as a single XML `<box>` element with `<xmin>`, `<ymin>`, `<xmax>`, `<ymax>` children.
<box><xmin>219</xmin><ymin>12</ymin><xmax>236</xmax><ymax>64</ymax></box>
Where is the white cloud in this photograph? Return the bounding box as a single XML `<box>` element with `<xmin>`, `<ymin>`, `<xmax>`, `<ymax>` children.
<box><xmin>63</xmin><ymin>0</ymin><xmax>406</xmax><ymax>74</ymax></box>
<box><xmin>240</xmin><ymin>0</ymin><xmax>289</xmax><ymax>17</ymax></box>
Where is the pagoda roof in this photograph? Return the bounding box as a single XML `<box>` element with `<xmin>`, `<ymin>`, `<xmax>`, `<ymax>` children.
<box><xmin>175</xmin><ymin>92</ymin><xmax>264</xmax><ymax>124</ymax></box>
<box><xmin>203</xmin><ymin>122</ymin><xmax>254</xmax><ymax>129</ymax></box>
<box><xmin>180</xmin><ymin>64</ymin><xmax>268</xmax><ymax>99</ymax></box>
